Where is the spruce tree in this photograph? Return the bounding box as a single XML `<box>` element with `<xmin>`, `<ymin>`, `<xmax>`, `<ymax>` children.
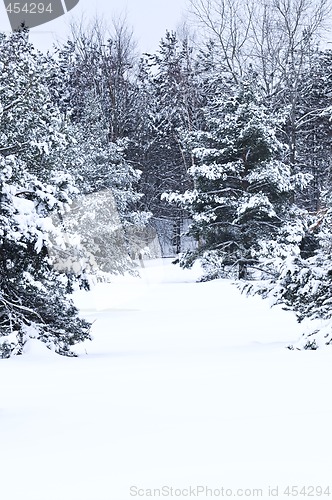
<box><xmin>254</xmin><ymin>191</ymin><xmax>332</xmax><ymax>350</ymax></box>
<box><xmin>166</xmin><ymin>80</ymin><xmax>308</xmax><ymax>279</ymax></box>
<box><xmin>0</xmin><ymin>31</ymin><xmax>91</xmax><ymax>357</ymax></box>
<box><xmin>133</xmin><ymin>32</ymin><xmax>201</xmax><ymax>255</ymax></box>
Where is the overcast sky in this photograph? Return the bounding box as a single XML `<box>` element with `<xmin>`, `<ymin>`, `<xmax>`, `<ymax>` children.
<box><xmin>0</xmin><ymin>0</ymin><xmax>189</xmax><ymax>53</ymax></box>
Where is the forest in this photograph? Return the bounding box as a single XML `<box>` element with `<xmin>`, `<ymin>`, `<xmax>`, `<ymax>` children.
<box><xmin>1</xmin><ymin>0</ymin><xmax>332</xmax><ymax>357</ymax></box>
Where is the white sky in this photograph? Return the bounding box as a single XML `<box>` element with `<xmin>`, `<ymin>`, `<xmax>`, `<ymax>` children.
<box><xmin>0</xmin><ymin>0</ymin><xmax>189</xmax><ymax>53</ymax></box>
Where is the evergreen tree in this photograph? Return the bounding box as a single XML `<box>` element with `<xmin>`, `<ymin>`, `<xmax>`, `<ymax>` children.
<box><xmin>135</xmin><ymin>32</ymin><xmax>201</xmax><ymax>254</ymax></box>
<box><xmin>252</xmin><ymin>162</ymin><xmax>332</xmax><ymax>350</ymax></box>
<box><xmin>166</xmin><ymin>80</ymin><xmax>309</xmax><ymax>279</ymax></box>
<box><xmin>0</xmin><ymin>31</ymin><xmax>91</xmax><ymax>357</ymax></box>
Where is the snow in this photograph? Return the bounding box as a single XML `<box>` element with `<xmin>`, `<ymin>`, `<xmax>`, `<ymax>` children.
<box><xmin>1</xmin><ymin>258</ymin><xmax>332</xmax><ymax>500</ymax></box>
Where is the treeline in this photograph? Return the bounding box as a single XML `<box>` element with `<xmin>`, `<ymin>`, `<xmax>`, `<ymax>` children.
<box><xmin>1</xmin><ymin>0</ymin><xmax>332</xmax><ymax>356</ymax></box>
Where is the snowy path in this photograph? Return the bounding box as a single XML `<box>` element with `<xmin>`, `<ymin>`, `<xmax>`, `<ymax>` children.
<box><xmin>1</xmin><ymin>259</ymin><xmax>332</xmax><ymax>500</ymax></box>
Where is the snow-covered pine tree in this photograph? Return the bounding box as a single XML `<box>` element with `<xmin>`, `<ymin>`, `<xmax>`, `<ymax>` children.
<box><xmin>239</xmin><ymin>50</ymin><xmax>332</xmax><ymax>350</ymax></box>
<box><xmin>133</xmin><ymin>31</ymin><xmax>201</xmax><ymax>255</ymax></box>
<box><xmin>0</xmin><ymin>30</ymin><xmax>91</xmax><ymax>357</ymax></box>
<box><xmin>252</xmin><ymin>178</ymin><xmax>332</xmax><ymax>350</ymax></box>
<box><xmin>165</xmin><ymin>79</ymin><xmax>308</xmax><ymax>279</ymax></box>
<box><xmin>0</xmin><ymin>155</ymin><xmax>90</xmax><ymax>357</ymax></box>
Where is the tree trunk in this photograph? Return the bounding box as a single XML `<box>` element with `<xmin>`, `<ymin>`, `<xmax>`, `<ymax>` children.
<box><xmin>238</xmin><ymin>261</ymin><xmax>248</xmax><ymax>280</ymax></box>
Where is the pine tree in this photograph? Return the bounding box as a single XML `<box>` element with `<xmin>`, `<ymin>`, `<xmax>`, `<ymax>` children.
<box><xmin>166</xmin><ymin>79</ymin><xmax>309</xmax><ymax>279</ymax></box>
<box><xmin>0</xmin><ymin>31</ymin><xmax>91</xmax><ymax>357</ymax></box>
<box><xmin>252</xmin><ymin>175</ymin><xmax>332</xmax><ymax>350</ymax></box>
<box><xmin>135</xmin><ymin>32</ymin><xmax>201</xmax><ymax>254</ymax></box>
<box><xmin>0</xmin><ymin>156</ymin><xmax>90</xmax><ymax>357</ymax></box>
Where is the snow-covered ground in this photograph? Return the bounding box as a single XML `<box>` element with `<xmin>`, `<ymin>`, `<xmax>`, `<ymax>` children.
<box><xmin>1</xmin><ymin>259</ymin><xmax>332</xmax><ymax>500</ymax></box>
